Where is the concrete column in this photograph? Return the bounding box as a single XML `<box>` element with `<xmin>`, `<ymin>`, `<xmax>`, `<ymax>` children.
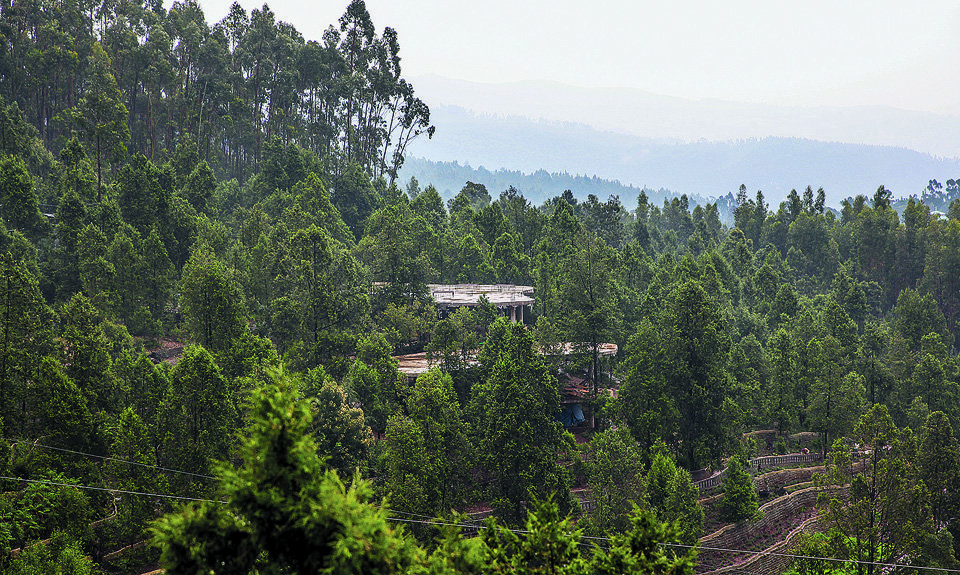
<box><xmin>510</xmin><ymin>305</ymin><xmax>516</xmax><ymax>323</ymax></box>
<box><xmin>519</xmin><ymin>305</ymin><xmax>524</xmax><ymax>324</ymax></box>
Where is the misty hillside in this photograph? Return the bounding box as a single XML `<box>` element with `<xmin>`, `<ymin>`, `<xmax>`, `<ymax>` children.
<box><xmin>411</xmin><ymin>77</ymin><xmax>960</xmax><ymax>160</ymax></box>
<box><xmin>401</xmin><ymin>104</ymin><xmax>960</xmax><ymax>208</ymax></box>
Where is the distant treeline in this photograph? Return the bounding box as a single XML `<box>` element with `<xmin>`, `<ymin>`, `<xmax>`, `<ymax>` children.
<box><xmin>400</xmin><ymin>155</ymin><xmax>738</xmax><ymax>222</ymax></box>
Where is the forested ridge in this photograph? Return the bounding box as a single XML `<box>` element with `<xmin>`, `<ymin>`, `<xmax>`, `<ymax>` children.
<box><xmin>2</xmin><ymin>0</ymin><xmax>960</xmax><ymax>574</ymax></box>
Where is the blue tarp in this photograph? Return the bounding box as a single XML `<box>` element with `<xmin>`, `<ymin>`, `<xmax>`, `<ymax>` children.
<box><xmin>557</xmin><ymin>403</ymin><xmax>585</xmax><ymax>427</ymax></box>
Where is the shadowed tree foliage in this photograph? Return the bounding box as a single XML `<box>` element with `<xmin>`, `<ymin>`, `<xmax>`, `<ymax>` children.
<box><xmin>720</xmin><ymin>454</ymin><xmax>758</xmax><ymax>523</ymax></box>
<box><xmin>0</xmin><ymin>251</ymin><xmax>56</xmax><ymax>438</ymax></box>
<box><xmin>918</xmin><ymin>411</ymin><xmax>960</xmax><ymax>531</ymax></box>
<box><xmin>621</xmin><ymin>279</ymin><xmax>731</xmax><ymax>470</ymax></box>
<box><xmin>151</xmin><ymin>366</ymin><xmax>419</xmax><ymax>574</ymax></box>
<box><xmin>469</xmin><ymin>318</ymin><xmax>572</xmax><ymax>525</ymax></box>
<box><xmin>179</xmin><ymin>245</ymin><xmax>247</xmax><ymax>353</ymax></box>
<box><xmin>156</xmin><ymin>345</ymin><xmax>239</xmax><ymax>494</ymax></box>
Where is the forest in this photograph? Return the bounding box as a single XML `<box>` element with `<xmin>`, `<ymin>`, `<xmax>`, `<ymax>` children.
<box><xmin>1</xmin><ymin>0</ymin><xmax>960</xmax><ymax>573</ymax></box>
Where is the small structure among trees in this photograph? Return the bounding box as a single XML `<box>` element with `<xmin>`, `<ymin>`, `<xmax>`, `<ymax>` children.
<box><xmin>429</xmin><ymin>283</ymin><xmax>534</xmax><ymax>323</ymax></box>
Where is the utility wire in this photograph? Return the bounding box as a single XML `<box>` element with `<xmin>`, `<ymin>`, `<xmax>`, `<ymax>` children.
<box><xmin>4</xmin><ymin>448</ymin><xmax>954</xmax><ymax>574</ymax></box>
<box><xmin>381</xmin><ymin>508</ymin><xmax>486</xmax><ymax>527</ymax></box>
<box><xmin>0</xmin><ymin>475</ymin><xmax>222</xmax><ymax>504</ymax></box>
<box><xmin>385</xmin><ymin>516</ymin><xmax>608</xmax><ymax>550</ymax></box>
<box><xmin>383</xmin><ymin>516</ymin><xmax>960</xmax><ymax>574</ymax></box>
<box><xmin>6</xmin><ymin>475</ymin><xmax>956</xmax><ymax>574</ymax></box>
<box><xmin>3</xmin><ymin>438</ymin><xmax>218</xmax><ymax>481</ymax></box>
<box><xmin>660</xmin><ymin>540</ymin><xmax>960</xmax><ymax>574</ymax></box>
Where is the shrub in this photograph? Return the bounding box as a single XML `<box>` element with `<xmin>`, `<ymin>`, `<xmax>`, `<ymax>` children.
<box><xmin>775</xmin><ymin>438</ymin><xmax>788</xmax><ymax>455</ymax></box>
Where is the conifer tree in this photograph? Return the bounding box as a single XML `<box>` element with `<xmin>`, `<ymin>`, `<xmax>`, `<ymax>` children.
<box><xmin>470</xmin><ymin>318</ymin><xmax>571</xmax><ymax>524</ymax></box>
<box><xmin>720</xmin><ymin>454</ymin><xmax>758</xmax><ymax>523</ymax></box>
<box><xmin>152</xmin><ymin>366</ymin><xmax>418</xmax><ymax>574</ymax></box>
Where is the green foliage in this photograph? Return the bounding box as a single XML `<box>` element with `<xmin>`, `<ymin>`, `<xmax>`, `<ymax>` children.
<box><xmin>557</xmin><ymin>230</ymin><xmax>622</xmax><ymax>393</ymax></box>
<box><xmin>384</xmin><ymin>413</ymin><xmax>431</xmax><ymax>524</ymax></box>
<box><xmin>302</xmin><ymin>366</ymin><xmax>374</xmax><ymax>475</ymax></box>
<box><xmin>153</xmin><ymin>375</ymin><xmax>699</xmax><ymax>575</ymax></box>
<box><xmin>179</xmin><ymin>245</ymin><xmax>247</xmax><ymax>352</ymax></box>
<box><xmin>402</xmin><ymin>369</ymin><xmax>471</xmax><ymax>512</ymax></box>
<box><xmin>0</xmin><ymin>474</ymin><xmax>93</xmax><ymax>552</ymax></box>
<box><xmin>59</xmin><ymin>292</ymin><xmax>123</xmax><ymax>414</ymax></box>
<box><xmin>786</xmin><ymin>532</ymin><xmax>855</xmax><ymax>575</ymax></box>
<box><xmin>69</xmin><ymin>42</ymin><xmax>129</xmax><ymax>199</ymax></box>
<box><xmin>333</xmin><ymin>162</ymin><xmax>379</xmax><ymax>238</ymax></box>
<box><xmin>106</xmin><ymin>407</ymin><xmax>169</xmax><ymax>545</ymax></box>
<box><xmin>587</xmin><ymin>504</ymin><xmax>698</xmax><ymax>575</ymax></box>
<box><xmin>817</xmin><ymin>405</ymin><xmax>934</xmax><ymax>575</ymax></box>
<box><xmin>893</xmin><ymin>288</ymin><xmax>951</xmax><ymax>351</ymax></box>
<box><xmin>3</xmin><ymin>531</ymin><xmax>96</xmax><ymax>575</ymax></box>
<box><xmin>0</xmin><ymin>251</ymin><xmax>56</xmax><ymax>438</ymax></box>
<box><xmin>580</xmin><ymin>428</ymin><xmax>645</xmax><ymax>536</ymax></box>
<box><xmin>918</xmin><ymin>411</ymin><xmax>960</xmax><ymax>530</ymax></box>
<box><xmin>426</xmin><ymin>306</ymin><xmax>481</xmax><ymax>373</ymax></box>
<box><xmin>645</xmin><ymin>442</ymin><xmax>704</xmax><ymax>544</ymax></box>
<box><xmin>31</xmin><ymin>357</ymin><xmax>98</xmax><ymax>455</ymax></box>
<box><xmin>621</xmin><ymin>279</ymin><xmax>731</xmax><ymax>470</ymax></box>
<box><xmin>470</xmin><ymin>319</ymin><xmax>571</xmax><ymax>524</ymax></box>
<box><xmin>156</xmin><ymin>345</ymin><xmax>238</xmax><ymax>493</ymax></box>
<box><xmin>347</xmin><ymin>333</ymin><xmax>406</xmax><ymax>435</ymax></box>
<box><xmin>151</xmin><ymin>366</ymin><xmax>419</xmax><ymax>574</ymax></box>
<box><xmin>720</xmin><ymin>454</ymin><xmax>758</xmax><ymax>523</ymax></box>
<box><xmin>0</xmin><ymin>155</ymin><xmax>47</xmax><ymax>241</ymax></box>
<box><xmin>10</xmin><ymin>0</ymin><xmax>960</xmax><ymax>567</ymax></box>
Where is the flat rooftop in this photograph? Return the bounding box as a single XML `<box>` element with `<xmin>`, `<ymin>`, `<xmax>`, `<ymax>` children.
<box><xmin>394</xmin><ymin>352</ymin><xmax>478</xmax><ymax>379</ymax></box>
<box><xmin>546</xmin><ymin>342</ymin><xmax>619</xmax><ymax>357</ymax></box>
<box><xmin>395</xmin><ymin>342</ymin><xmax>618</xmax><ymax>380</ymax></box>
<box><xmin>429</xmin><ymin>284</ymin><xmax>535</xmax><ymax>308</ymax></box>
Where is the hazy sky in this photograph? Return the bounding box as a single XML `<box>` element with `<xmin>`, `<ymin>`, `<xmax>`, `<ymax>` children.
<box><xmin>190</xmin><ymin>0</ymin><xmax>960</xmax><ymax>115</ymax></box>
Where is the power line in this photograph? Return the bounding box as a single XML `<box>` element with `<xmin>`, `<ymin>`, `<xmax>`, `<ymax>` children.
<box><xmin>3</xmin><ymin>438</ymin><xmax>218</xmax><ymax>481</ymax></box>
<box><xmin>381</xmin><ymin>507</ymin><xmax>486</xmax><ymax>527</ymax></box>
<box><xmin>385</xmin><ymin>516</ymin><xmax>608</xmax><ymax>550</ymax></box>
<box><xmin>0</xmin><ymin>475</ymin><xmax>222</xmax><ymax>504</ymax></box>
<box><xmin>5</xmin><ymin>476</ymin><xmax>953</xmax><ymax>574</ymax></box>
<box><xmin>3</xmin><ymin>449</ymin><xmax>953</xmax><ymax>575</ymax></box>
<box><xmin>385</xmin><ymin>516</ymin><xmax>960</xmax><ymax>574</ymax></box>
<box><xmin>660</xmin><ymin>541</ymin><xmax>960</xmax><ymax>574</ymax></box>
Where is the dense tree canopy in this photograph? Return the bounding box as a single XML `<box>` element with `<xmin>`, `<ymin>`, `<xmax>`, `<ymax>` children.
<box><xmin>4</xmin><ymin>0</ymin><xmax>960</xmax><ymax>571</ymax></box>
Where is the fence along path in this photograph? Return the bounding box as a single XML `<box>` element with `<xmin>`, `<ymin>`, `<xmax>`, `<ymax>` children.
<box><xmin>693</xmin><ymin>452</ymin><xmax>824</xmax><ymax>492</ymax></box>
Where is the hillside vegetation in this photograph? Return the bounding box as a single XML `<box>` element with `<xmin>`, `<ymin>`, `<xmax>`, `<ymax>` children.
<box><xmin>1</xmin><ymin>0</ymin><xmax>959</xmax><ymax>574</ymax></box>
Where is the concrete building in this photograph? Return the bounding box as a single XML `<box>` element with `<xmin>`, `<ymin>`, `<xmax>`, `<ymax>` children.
<box><xmin>429</xmin><ymin>283</ymin><xmax>534</xmax><ymax>323</ymax></box>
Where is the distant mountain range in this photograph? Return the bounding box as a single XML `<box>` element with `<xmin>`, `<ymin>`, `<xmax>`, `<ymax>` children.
<box><xmin>399</xmin><ymin>78</ymin><xmax>960</xmax><ymax>209</ymax></box>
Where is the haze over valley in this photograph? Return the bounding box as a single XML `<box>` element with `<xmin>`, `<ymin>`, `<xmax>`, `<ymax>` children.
<box><xmin>402</xmin><ymin>78</ymin><xmax>960</xmax><ymax>208</ymax></box>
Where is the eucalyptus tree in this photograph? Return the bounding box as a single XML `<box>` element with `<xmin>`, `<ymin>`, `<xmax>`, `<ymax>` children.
<box><xmin>71</xmin><ymin>42</ymin><xmax>129</xmax><ymax>200</ymax></box>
